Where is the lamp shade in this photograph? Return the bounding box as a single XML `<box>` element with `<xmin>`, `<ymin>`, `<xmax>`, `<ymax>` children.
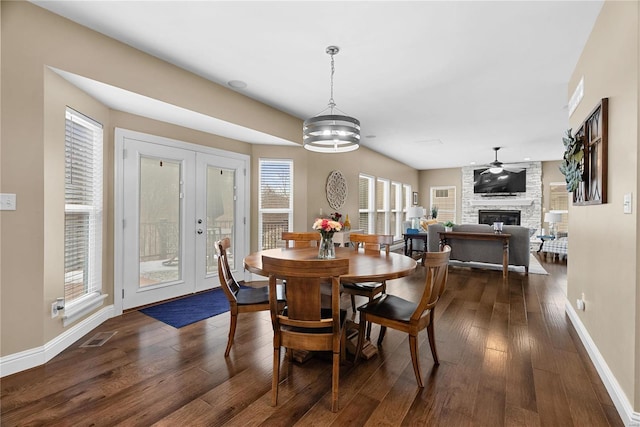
<box><xmin>407</xmin><ymin>206</ymin><xmax>425</xmax><ymax>219</ymax></box>
<box><xmin>544</xmin><ymin>212</ymin><xmax>562</xmax><ymax>224</ymax></box>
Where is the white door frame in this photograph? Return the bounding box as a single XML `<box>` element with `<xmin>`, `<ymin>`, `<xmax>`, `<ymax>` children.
<box><xmin>114</xmin><ymin>128</ymin><xmax>250</xmax><ymax>315</ymax></box>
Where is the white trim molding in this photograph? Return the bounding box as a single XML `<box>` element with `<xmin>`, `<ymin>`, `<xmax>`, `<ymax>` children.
<box><xmin>0</xmin><ymin>305</ymin><xmax>114</xmax><ymax>378</ymax></box>
<box><xmin>565</xmin><ymin>302</ymin><xmax>640</xmax><ymax>426</ymax></box>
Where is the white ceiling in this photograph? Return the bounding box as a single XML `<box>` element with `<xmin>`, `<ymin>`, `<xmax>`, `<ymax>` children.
<box><xmin>32</xmin><ymin>1</ymin><xmax>603</xmax><ymax>170</ymax></box>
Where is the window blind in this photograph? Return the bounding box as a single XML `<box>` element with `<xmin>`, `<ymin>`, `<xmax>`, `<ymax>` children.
<box><xmin>258</xmin><ymin>159</ymin><xmax>293</xmax><ymax>249</ymax></box>
<box><xmin>65</xmin><ymin>108</ymin><xmax>103</xmax><ymax>302</ymax></box>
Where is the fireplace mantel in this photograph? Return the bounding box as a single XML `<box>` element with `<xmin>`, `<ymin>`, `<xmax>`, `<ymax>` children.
<box><xmin>469</xmin><ymin>198</ymin><xmax>534</xmax><ymax>206</ymax></box>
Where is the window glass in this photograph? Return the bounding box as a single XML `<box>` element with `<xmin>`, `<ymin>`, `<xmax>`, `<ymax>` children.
<box><xmin>64</xmin><ymin>108</ymin><xmax>103</xmax><ymax>303</ymax></box>
<box><xmin>259</xmin><ymin>159</ymin><xmax>293</xmax><ymax>249</ymax></box>
<box><xmin>430</xmin><ymin>186</ymin><xmax>456</xmax><ymax>223</ymax></box>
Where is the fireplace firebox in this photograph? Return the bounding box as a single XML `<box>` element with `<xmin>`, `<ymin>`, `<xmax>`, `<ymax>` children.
<box><xmin>478</xmin><ymin>210</ymin><xmax>521</xmax><ymax>226</ymax></box>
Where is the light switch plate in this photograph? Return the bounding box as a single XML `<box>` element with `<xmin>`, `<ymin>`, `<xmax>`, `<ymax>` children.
<box><xmin>0</xmin><ymin>193</ymin><xmax>16</xmax><ymax>211</ymax></box>
<box><xmin>624</xmin><ymin>193</ymin><xmax>632</xmax><ymax>214</ymax></box>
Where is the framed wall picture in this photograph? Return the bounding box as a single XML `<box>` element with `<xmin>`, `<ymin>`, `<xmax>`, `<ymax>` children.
<box><xmin>573</xmin><ymin>98</ymin><xmax>608</xmax><ymax>205</ymax></box>
<box><xmin>412</xmin><ymin>191</ymin><xmax>418</xmax><ymax>205</ymax></box>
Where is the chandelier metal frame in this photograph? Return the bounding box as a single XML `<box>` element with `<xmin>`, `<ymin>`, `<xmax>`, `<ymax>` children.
<box><xmin>303</xmin><ymin>46</ymin><xmax>360</xmax><ymax>153</ymax></box>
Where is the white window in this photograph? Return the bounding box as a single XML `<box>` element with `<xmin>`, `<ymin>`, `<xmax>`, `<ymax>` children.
<box><xmin>376</xmin><ymin>178</ymin><xmax>389</xmax><ymax>234</ymax></box>
<box><xmin>64</xmin><ymin>108</ymin><xmax>103</xmax><ymax>305</ymax></box>
<box><xmin>391</xmin><ymin>182</ymin><xmax>403</xmax><ymax>238</ymax></box>
<box><xmin>259</xmin><ymin>159</ymin><xmax>293</xmax><ymax>249</ymax></box>
<box><xmin>430</xmin><ymin>186</ymin><xmax>456</xmax><ymax>223</ymax></box>
<box><xmin>358</xmin><ymin>174</ymin><xmax>375</xmax><ymax>233</ymax></box>
<box><xmin>549</xmin><ymin>183</ymin><xmax>569</xmax><ymax>234</ymax></box>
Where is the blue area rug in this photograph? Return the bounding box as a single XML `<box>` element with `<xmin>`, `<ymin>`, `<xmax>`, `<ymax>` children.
<box><xmin>139</xmin><ymin>287</ymin><xmax>230</xmax><ymax>328</ymax></box>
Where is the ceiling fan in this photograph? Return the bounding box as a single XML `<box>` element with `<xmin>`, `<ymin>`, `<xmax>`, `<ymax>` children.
<box><xmin>480</xmin><ymin>147</ymin><xmax>524</xmax><ymax>174</ymax></box>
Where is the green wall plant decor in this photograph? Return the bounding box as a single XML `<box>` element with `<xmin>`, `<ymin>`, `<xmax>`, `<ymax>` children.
<box><xmin>559</xmin><ymin>129</ymin><xmax>583</xmax><ymax>192</ymax></box>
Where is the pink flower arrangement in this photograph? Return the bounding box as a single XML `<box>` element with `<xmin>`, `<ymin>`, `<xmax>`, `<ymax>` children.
<box><xmin>312</xmin><ymin>218</ymin><xmax>342</xmax><ymax>238</ymax></box>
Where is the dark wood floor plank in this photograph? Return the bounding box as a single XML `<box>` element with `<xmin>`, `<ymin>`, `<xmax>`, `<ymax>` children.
<box><xmin>442</xmin><ymin>324</ymin><xmax>488</xmax><ymax>419</ymax></box>
<box><xmin>402</xmin><ymin>362</ymin><xmax>457</xmax><ymax>426</ymax></box>
<box><xmin>0</xmin><ymin>256</ymin><xmax>624</xmax><ymax>427</ymax></box>
<box><xmin>505</xmin><ymin>324</ymin><xmax>537</xmax><ymax>413</ymax></box>
<box><xmin>554</xmin><ymin>348</ymin><xmax>611</xmax><ymax>427</ymax></box>
<box><xmin>532</xmin><ymin>368</ymin><xmax>574</xmax><ymax>427</ymax></box>
<box><xmin>527</xmin><ymin>311</ymin><xmax>559</xmax><ymax>373</ymax></box>
<box><xmin>473</xmin><ymin>347</ymin><xmax>507</xmax><ymax>427</ymax></box>
<box><xmin>509</xmin><ymin>277</ymin><xmax>528</xmax><ymax>326</ymax></box>
<box><xmin>504</xmin><ymin>405</ymin><xmax>541</xmax><ymax>427</ymax></box>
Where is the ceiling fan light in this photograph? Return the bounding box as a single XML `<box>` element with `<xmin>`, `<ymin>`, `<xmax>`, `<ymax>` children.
<box><xmin>489</xmin><ymin>166</ymin><xmax>503</xmax><ymax>174</ymax></box>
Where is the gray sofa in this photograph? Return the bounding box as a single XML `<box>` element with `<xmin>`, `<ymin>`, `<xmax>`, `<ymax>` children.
<box><xmin>427</xmin><ymin>223</ymin><xmax>531</xmax><ymax>273</ymax></box>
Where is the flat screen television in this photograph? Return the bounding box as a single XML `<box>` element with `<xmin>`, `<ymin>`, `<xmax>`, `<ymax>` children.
<box><xmin>473</xmin><ymin>168</ymin><xmax>526</xmax><ymax>194</ymax></box>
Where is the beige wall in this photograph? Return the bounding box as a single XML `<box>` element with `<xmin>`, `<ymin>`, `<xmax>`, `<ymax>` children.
<box><xmin>305</xmin><ymin>146</ymin><xmax>418</xmax><ymax>233</ymax></box>
<box><xmin>569</xmin><ymin>0</ymin><xmax>639</xmax><ymax>408</ymax></box>
<box><xmin>418</xmin><ymin>168</ymin><xmax>462</xmax><ymax>223</ymax></box>
<box><xmin>250</xmin><ymin>145</ymin><xmax>418</xmax><ymax>250</ymax></box>
<box><xmin>0</xmin><ymin>1</ymin><xmax>418</xmax><ymax>358</ymax></box>
<box><xmin>0</xmin><ymin>1</ymin><xmax>294</xmax><ymax>356</ymax></box>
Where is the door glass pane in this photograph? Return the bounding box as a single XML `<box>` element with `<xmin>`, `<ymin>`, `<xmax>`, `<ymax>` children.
<box><xmin>207</xmin><ymin>166</ymin><xmax>235</xmax><ymax>274</ymax></box>
<box><xmin>139</xmin><ymin>157</ymin><xmax>181</xmax><ymax>286</ymax></box>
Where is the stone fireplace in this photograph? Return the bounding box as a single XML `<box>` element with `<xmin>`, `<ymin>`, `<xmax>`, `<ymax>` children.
<box><xmin>461</xmin><ymin>162</ymin><xmax>542</xmax><ymax>231</ymax></box>
<box><xmin>478</xmin><ymin>209</ymin><xmax>521</xmax><ymax>225</ymax></box>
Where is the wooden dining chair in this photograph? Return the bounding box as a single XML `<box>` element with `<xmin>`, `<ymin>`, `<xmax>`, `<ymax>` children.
<box><xmin>281</xmin><ymin>231</ymin><xmax>321</xmax><ymax>248</ymax></box>
<box><xmin>355</xmin><ymin>245</ymin><xmax>451</xmax><ymax>387</ymax></box>
<box><xmin>341</xmin><ymin>233</ymin><xmax>393</xmax><ymax>340</ymax></box>
<box><xmin>216</xmin><ymin>238</ymin><xmax>285</xmax><ymax>357</ymax></box>
<box><xmin>264</xmin><ymin>255</ymin><xmax>349</xmax><ymax>412</ymax></box>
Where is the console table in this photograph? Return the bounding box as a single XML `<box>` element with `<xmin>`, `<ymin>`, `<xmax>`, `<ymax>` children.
<box><xmin>403</xmin><ymin>232</ymin><xmax>428</xmax><ymax>266</ymax></box>
<box><xmin>438</xmin><ymin>231</ymin><xmax>511</xmax><ymax>278</ymax></box>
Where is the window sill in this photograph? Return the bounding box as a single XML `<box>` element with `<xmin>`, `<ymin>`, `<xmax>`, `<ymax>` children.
<box><xmin>62</xmin><ymin>293</ymin><xmax>108</xmax><ymax>327</ymax></box>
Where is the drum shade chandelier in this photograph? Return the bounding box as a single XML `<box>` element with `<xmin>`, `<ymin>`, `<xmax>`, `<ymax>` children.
<box><xmin>303</xmin><ymin>46</ymin><xmax>360</xmax><ymax>153</ymax></box>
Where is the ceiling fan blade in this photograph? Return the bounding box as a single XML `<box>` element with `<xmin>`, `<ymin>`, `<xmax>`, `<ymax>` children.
<box><xmin>503</xmin><ymin>164</ymin><xmax>524</xmax><ymax>173</ymax></box>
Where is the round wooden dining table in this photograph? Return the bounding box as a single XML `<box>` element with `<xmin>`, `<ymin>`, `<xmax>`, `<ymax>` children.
<box><xmin>244</xmin><ymin>246</ymin><xmax>417</xmax><ymax>282</ymax></box>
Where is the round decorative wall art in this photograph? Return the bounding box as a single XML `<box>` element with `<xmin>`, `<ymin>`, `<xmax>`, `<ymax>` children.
<box><xmin>326</xmin><ymin>170</ymin><xmax>347</xmax><ymax>210</ymax></box>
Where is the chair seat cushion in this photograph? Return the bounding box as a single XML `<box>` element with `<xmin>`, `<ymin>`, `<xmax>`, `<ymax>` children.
<box><xmin>358</xmin><ymin>294</ymin><xmax>416</xmax><ymax>323</ymax></box>
<box><xmin>342</xmin><ymin>281</ymin><xmax>383</xmax><ymax>290</ymax></box>
<box><xmin>236</xmin><ymin>284</ymin><xmax>285</xmax><ymax>305</ymax></box>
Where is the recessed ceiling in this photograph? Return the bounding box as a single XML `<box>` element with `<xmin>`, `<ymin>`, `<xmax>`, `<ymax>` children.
<box><xmin>32</xmin><ymin>1</ymin><xmax>603</xmax><ymax>170</ymax></box>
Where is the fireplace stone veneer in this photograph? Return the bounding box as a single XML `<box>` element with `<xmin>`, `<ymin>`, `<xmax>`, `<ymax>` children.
<box><xmin>462</xmin><ymin>162</ymin><xmax>542</xmax><ymax>231</ymax></box>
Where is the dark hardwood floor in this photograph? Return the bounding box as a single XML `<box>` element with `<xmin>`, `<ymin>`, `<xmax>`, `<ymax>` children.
<box><xmin>1</xmin><ymin>254</ymin><xmax>624</xmax><ymax>426</ymax></box>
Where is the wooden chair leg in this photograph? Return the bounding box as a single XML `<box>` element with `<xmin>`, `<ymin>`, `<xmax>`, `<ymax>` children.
<box><xmin>272</xmin><ymin>346</ymin><xmax>280</xmax><ymax>406</ymax></box>
<box><xmin>350</xmin><ymin>294</ymin><xmax>356</xmax><ymax>313</ymax></box>
<box><xmin>225</xmin><ymin>312</ymin><xmax>237</xmax><ymax>357</ymax></box>
<box><xmin>427</xmin><ymin>312</ymin><xmax>439</xmax><ymax>365</ymax></box>
<box><xmin>377</xmin><ymin>326</ymin><xmax>387</xmax><ymax>346</ymax></box>
<box><xmin>331</xmin><ymin>351</ymin><xmax>340</xmax><ymax>412</ymax></box>
<box><xmin>409</xmin><ymin>334</ymin><xmax>424</xmax><ymax>388</ymax></box>
<box><xmin>365</xmin><ymin>297</ymin><xmax>373</xmax><ymax>340</ymax></box>
<box><xmin>354</xmin><ymin>313</ymin><xmax>367</xmax><ymax>364</ymax></box>
<box><xmin>340</xmin><ymin>326</ymin><xmax>346</xmax><ymax>364</ymax></box>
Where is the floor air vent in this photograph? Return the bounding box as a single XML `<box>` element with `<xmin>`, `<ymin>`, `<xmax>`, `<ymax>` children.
<box><xmin>80</xmin><ymin>331</ymin><xmax>117</xmax><ymax>348</ymax></box>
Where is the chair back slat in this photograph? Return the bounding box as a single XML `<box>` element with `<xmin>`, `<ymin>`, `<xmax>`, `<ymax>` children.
<box><xmin>349</xmin><ymin>233</ymin><xmax>393</xmax><ymax>255</ymax></box>
<box><xmin>412</xmin><ymin>245</ymin><xmax>451</xmax><ymax>321</ymax></box>
<box><xmin>217</xmin><ymin>238</ymin><xmax>240</xmax><ymax>300</ymax></box>
<box><xmin>263</xmin><ymin>255</ymin><xmax>348</xmax><ymax>328</ymax></box>
<box><xmin>281</xmin><ymin>231</ymin><xmax>321</xmax><ymax>248</ymax></box>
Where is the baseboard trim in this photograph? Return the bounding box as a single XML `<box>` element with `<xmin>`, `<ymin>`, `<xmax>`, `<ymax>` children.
<box><xmin>565</xmin><ymin>302</ymin><xmax>640</xmax><ymax>426</ymax></box>
<box><xmin>0</xmin><ymin>305</ymin><xmax>114</xmax><ymax>378</ymax></box>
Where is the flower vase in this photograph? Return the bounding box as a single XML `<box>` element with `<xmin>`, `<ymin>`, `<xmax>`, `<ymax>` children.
<box><xmin>318</xmin><ymin>234</ymin><xmax>336</xmax><ymax>259</ymax></box>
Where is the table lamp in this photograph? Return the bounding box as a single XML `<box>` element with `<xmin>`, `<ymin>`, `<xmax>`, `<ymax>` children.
<box><xmin>544</xmin><ymin>212</ymin><xmax>562</xmax><ymax>238</ymax></box>
<box><xmin>407</xmin><ymin>206</ymin><xmax>425</xmax><ymax>230</ymax></box>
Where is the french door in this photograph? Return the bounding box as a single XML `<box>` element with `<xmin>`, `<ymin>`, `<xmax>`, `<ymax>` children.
<box><xmin>117</xmin><ymin>130</ymin><xmax>247</xmax><ymax>310</ymax></box>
